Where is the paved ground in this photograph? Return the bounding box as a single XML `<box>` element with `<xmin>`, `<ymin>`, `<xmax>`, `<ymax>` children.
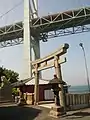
<box><xmin>0</xmin><ymin>103</ymin><xmax>90</xmax><ymax>120</ymax></box>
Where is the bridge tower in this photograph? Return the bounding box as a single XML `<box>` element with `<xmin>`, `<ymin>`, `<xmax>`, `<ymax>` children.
<box><xmin>23</xmin><ymin>0</ymin><xmax>40</xmax><ymax>79</ymax></box>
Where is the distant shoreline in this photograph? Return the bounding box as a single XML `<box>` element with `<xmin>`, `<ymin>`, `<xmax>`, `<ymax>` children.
<box><xmin>68</xmin><ymin>85</ymin><xmax>90</xmax><ymax>93</ymax></box>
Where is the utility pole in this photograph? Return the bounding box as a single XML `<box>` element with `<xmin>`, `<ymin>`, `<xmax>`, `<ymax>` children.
<box><xmin>79</xmin><ymin>43</ymin><xmax>90</xmax><ymax>92</ymax></box>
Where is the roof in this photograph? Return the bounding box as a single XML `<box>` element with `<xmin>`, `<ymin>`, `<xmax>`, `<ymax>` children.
<box><xmin>11</xmin><ymin>77</ymin><xmax>34</xmax><ymax>87</ymax></box>
<box><xmin>12</xmin><ymin>77</ymin><xmax>68</xmax><ymax>87</ymax></box>
<box><xmin>11</xmin><ymin>77</ymin><xmax>50</xmax><ymax>87</ymax></box>
<box><xmin>25</xmin><ymin>78</ymin><xmax>49</xmax><ymax>85</ymax></box>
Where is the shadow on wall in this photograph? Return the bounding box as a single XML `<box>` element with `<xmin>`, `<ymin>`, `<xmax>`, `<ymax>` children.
<box><xmin>0</xmin><ymin>105</ymin><xmax>41</xmax><ymax>120</ymax></box>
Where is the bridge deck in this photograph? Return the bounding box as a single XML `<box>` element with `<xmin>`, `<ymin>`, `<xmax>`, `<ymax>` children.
<box><xmin>0</xmin><ymin>7</ymin><xmax>90</xmax><ymax>42</ymax></box>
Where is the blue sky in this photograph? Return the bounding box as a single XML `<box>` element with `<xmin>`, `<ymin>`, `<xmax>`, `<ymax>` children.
<box><xmin>0</xmin><ymin>0</ymin><xmax>90</xmax><ymax>85</ymax></box>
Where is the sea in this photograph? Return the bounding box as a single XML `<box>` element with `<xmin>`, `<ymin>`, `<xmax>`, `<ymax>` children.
<box><xmin>68</xmin><ymin>85</ymin><xmax>90</xmax><ymax>94</ymax></box>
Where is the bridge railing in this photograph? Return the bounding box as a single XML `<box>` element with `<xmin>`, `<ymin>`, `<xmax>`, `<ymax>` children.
<box><xmin>65</xmin><ymin>93</ymin><xmax>90</xmax><ymax>110</ymax></box>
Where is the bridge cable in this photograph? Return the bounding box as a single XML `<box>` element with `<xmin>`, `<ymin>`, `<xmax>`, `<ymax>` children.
<box><xmin>0</xmin><ymin>0</ymin><xmax>23</xmax><ymax>20</ymax></box>
<box><xmin>0</xmin><ymin>0</ymin><xmax>23</xmax><ymax>48</ymax></box>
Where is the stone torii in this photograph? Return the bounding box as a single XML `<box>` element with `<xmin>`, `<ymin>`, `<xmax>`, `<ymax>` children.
<box><xmin>31</xmin><ymin>43</ymin><xmax>69</xmax><ymax>109</ymax></box>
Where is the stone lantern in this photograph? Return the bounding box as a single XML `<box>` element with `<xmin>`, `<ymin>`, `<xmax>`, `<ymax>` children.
<box><xmin>49</xmin><ymin>75</ymin><xmax>66</xmax><ymax>118</ymax></box>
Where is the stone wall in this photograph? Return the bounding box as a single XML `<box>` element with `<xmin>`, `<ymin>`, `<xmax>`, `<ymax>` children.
<box><xmin>0</xmin><ymin>83</ymin><xmax>13</xmax><ymax>103</ymax></box>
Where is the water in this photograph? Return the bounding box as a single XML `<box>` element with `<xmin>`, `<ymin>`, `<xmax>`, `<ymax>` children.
<box><xmin>68</xmin><ymin>85</ymin><xmax>90</xmax><ymax>94</ymax></box>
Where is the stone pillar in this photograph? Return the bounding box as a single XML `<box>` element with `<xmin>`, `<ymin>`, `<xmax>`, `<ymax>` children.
<box><xmin>32</xmin><ymin>39</ymin><xmax>40</xmax><ymax>104</ymax></box>
<box><xmin>23</xmin><ymin>0</ymin><xmax>32</xmax><ymax>79</ymax></box>
<box><xmin>54</xmin><ymin>56</ymin><xmax>66</xmax><ymax>111</ymax></box>
<box><xmin>34</xmin><ymin>64</ymin><xmax>39</xmax><ymax>104</ymax></box>
<box><xmin>53</xmin><ymin>90</ymin><xmax>60</xmax><ymax>106</ymax></box>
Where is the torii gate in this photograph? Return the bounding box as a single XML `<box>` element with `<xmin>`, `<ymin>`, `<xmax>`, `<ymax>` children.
<box><xmin>31</xmin><ymin>43</ymin><xmax>69</xmax><ymax>108</ymax></box>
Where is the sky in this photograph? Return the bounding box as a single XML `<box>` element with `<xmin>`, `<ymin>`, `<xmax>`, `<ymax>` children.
<box><xmin>0</xmin><ymin>0</ymin><xmax>90</xmax><ymax>86</ymax></box>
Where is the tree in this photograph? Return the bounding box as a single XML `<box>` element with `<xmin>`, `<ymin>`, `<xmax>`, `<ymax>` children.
<box><xmin>0</xmin><ymin>66</ymin><xmax>19</xmax><ymax>84</ymax></box>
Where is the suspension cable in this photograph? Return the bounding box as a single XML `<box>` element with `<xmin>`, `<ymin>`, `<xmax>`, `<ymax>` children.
<box><xmin>0</xmin><ymin>0</ymin><xmax>23</xmax><ymax>20</ymax></box>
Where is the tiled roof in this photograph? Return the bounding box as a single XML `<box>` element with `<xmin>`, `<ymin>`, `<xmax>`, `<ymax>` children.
<box><xmin>11</xmin><ymin>77</ymin><xmax>34</xmax><ymax>87</ymax></box>
<box><xmin>11</xmin><ymin>77</ymin><xmax>50</xmax><ymax>87</ymax></box>
<box><xmin>12</xmin><ymin>77</ymin><xmax>67</xmax><ymax>87</ymax></box>
<box><xmin>25</xmin><ymin>78</ymin><xmax>50</xmax><ymax>85</ymax></box>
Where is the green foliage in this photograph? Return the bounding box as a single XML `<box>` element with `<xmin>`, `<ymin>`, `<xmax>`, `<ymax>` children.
<box><xmin>12</xmin><ymin>88</ymin><xmax>18</xmax><ymax>95</ymax></box>
<box><xmin>3</xmin><ymin>68</ymin><xmax>19</xmax><ymax>83</ymax></box>
<box><xmin>0</xmin><ymin>66</ymin><xmax>19</xmax><ymax>84</ymax></box>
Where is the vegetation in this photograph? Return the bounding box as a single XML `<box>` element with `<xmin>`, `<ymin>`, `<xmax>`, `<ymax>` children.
<box><xmin>12</xmin><ymin>87</ymin><xmax>19</xmax><ymax>96</ymax></box>
<box><xmin>0</xmin><ymin>66</ymin><xmax>19</xmax><ymax>96</ymax></box>
<box><xmin>0</xmin><ymin>66</ymin><xmax>19</xmax><ymax>84</ymax></box>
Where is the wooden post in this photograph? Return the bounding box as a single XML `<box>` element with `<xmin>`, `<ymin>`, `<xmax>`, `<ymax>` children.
<box><xmin>34</xmin><ymin>63</ymin><xmax>39</xmax><ymax>105</ymax></box>
<box><xmin>54</xmin><ymin>56</ymin><xmax>66</xmax><ymax>111</ymax></box>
